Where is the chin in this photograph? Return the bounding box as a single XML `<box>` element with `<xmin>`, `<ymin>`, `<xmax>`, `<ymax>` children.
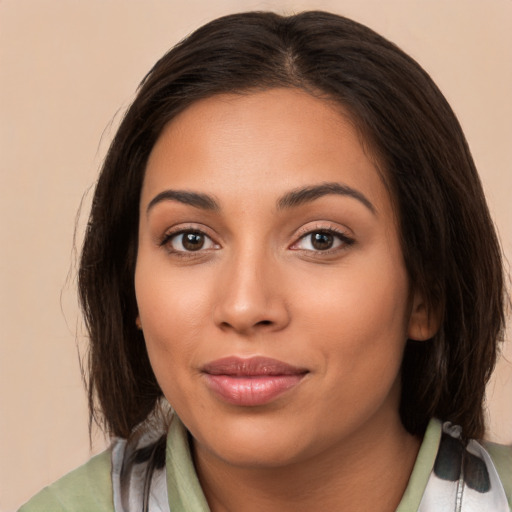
<box><xmin>205</xmin><ymin>438</ymin><xmax>307</xmax><ymax>469</ymax></box>
<box><xmin>191</xmin><ymin>413</ymin><xmax>315</xmax><ymax>469</ymax></box>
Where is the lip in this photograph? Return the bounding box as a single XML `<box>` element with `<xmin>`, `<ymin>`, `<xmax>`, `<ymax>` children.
<box><xmin>201</xmin><ymin>356</ymin><xmax>308</xmax><ymax>406</ymax></box>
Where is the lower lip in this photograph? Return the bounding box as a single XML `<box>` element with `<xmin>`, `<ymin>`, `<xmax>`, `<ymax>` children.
<box><xmin>203</xmin><ymin>374</ymin><xmax>305</xmax><ymax>406</ymax></box>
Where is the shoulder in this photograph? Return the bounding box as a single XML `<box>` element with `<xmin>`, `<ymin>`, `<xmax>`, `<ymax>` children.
<box><xmin>410</xmin><ymin>421</ymin><xmax>512</xmax><ymax>511</ymax></box>
<box><xmin>484</xmin><ymin>440</ymin><xmax>512</xmax><ymax>507</ymax></box>
<box><xmin>18</xmin><ymin>450</ymin><xmax>113</xmax><ymax>512</ymax></box>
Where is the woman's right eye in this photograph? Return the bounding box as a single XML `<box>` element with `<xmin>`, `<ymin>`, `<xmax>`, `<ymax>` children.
<box><xmin>163</xmin><ymin>230</ymin><xmax>218</xmax><ymax>253</ymax></box>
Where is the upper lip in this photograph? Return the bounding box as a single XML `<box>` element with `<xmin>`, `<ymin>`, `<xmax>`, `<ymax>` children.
<box><xmin>202</xmin><ymin>356</ymin><xmax>309</xmax><ymax>376</ymax></box>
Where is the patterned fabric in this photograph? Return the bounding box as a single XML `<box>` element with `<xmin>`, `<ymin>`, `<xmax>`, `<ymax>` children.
<box><xmin>112</xmin><ymin>412</ymin><xmax>171</xmax><ymax>512</ymax></box>
<box><xmin>111</xmin><ymin>415</ymin><xmax>509</xmax><ymax>512</ymax></box>
<box><xmin>419</xmin><ymin>423</ymin><xmax>509</xmax><ymax>511</ymax></box>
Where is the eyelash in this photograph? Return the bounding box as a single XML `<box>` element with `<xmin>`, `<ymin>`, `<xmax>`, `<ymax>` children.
<box><xmin>290</xmin><ymin>226</ymin><xmax>355</xmax><ymax>254</ymax></box>
<box><xmin>159</xmin><ymin>227</ymin><xmax>218</xmax><ymax>256</ymax></box>
<box><xmin>159</xmin><ymin>225</ymin><xmax>355</xmax><ymax>256</ymax></box>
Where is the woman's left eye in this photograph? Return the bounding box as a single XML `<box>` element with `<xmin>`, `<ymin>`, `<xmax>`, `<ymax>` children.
<box><xmin>291</xmin><ymin>230</ymin><xmax>353</xmax><ymax>252</ymax></box>
<box><xmin>164</xmin><ymin>230</ymin><xmax>218</xmax><ymax>252</ymax></box>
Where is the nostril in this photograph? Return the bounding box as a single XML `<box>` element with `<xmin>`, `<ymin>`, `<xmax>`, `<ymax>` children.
<box><xmin>219</xmin><ymin>319</ymin><xmax>273</xmax><ymax>331</ymax></box>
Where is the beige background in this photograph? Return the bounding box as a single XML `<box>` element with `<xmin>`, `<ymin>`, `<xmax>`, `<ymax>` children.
<box><xmin>1</xmin><ymin>1</ymin><xmax>511</xmax><ymax>510</ymax></box>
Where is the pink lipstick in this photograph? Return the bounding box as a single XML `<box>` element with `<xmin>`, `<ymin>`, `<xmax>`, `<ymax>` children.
<box><xmin>201</xmin><ymin>356</ymin><xmax>308</xmax><ymax>406</ymax></box>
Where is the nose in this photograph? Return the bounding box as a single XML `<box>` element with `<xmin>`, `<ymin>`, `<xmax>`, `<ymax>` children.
<box><xmin>212</xmin><ymin>250</ymin><xmax>290</xmax><ymax>335</ymax></box>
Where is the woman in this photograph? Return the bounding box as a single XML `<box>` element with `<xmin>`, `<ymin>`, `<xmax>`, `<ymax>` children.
<box><xmin>20</xmin><ymin>10</ymin><xmax>511</xmax><ymax>512</ymax></box>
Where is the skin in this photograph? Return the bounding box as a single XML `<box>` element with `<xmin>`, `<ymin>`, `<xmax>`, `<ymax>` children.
<box><xmin>135</xmin><ymin>88</ymin><xmax>435</xmax><ymax>512</ymax></box>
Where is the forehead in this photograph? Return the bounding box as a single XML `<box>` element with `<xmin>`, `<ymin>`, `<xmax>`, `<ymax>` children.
<box><xmin>142</xmin><ymin>88</ymin><xmax>391</xmax><ymax>215</ymax></box>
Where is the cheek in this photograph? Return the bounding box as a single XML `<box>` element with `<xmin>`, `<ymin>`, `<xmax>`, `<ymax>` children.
<box><xmin>297</xmin><ymin>263</ymin><xmax>409</xmax><ymax>341</ymax></box>
<box><xmin>134</xmin><ymin>259</ymin><xmax>213</xmax><ymax>394</ymax></box>
<box><xmin>293</xmin><ymin>251</ymin><xmax>410</xmax><ymax>377</ymax></box>
<box><xmin>136</xmin><ymin>254</ymin><xmax>212</xmax><ymax>334</ymax></box>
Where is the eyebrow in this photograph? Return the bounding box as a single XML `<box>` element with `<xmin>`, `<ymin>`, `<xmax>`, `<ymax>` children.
<box><xmin>277</xmin><ymin>182</ymin><xmax>376</xmax><ymax>214</ymax></box>
<box><xmin>146</xmin><ymin>182</ymin><xmax>375</xmax><ymax>216</ymax></box>
<box><xmin>146</xmin><ymin>190</ymin><xmax>220</xmax><ymax>214</ymax></box>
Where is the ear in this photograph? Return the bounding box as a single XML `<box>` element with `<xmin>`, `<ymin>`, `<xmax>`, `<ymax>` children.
<box><xmin>135</xmin><ymin>315</ymin><xmax>142</xmax><ymax>330</ymax></box>
<box><xmin>407</xmin><ymin>291</ymin><xmax>440</xmax><ymax>341</ymax></box>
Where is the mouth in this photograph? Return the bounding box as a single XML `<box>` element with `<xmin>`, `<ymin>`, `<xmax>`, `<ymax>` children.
<box><xmin>201</xmin><ymin>356</ymin><xmax>309</xmax><ymax>406</ymax></box>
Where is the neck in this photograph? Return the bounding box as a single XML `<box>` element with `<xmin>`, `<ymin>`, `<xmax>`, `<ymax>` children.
<box><xmin>192</xmin><ymin>412</ymin><xmax>421</xmax><ymax>512</ymax></box>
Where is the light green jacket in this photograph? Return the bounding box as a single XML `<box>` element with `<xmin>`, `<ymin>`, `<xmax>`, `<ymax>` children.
<box><xmin>19</xmin><ymin>418</ymin><xmax>512</xmax><ymax>511</ymax></box>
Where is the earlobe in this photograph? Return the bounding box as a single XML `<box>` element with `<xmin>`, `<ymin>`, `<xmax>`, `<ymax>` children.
<box><xmin>135</xmin><ymin>316</ymin><xmax>142</xmax><ymax>330</ymax></box>
<box><xmin>407</xmin><ymin>292</ymin><xmax>439</xmax><ymax>341</ymax></box>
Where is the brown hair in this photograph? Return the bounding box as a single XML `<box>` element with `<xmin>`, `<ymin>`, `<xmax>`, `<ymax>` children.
<box><xmin>79</xmin><ymin>11</ymin><xmax>506</xmax><ymax>440</ymax></box>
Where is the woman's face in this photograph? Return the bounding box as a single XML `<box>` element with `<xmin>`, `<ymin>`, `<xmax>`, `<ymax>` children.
<box><xmin>135</xmin><ymin>88</ymin><xmax>426</xmax><ymax>468</ymax></box>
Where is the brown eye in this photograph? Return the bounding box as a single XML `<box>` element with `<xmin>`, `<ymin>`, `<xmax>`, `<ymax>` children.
<box><xmin>311</xmin><ymin>232</ymin><xmax>334</xmax><ymax>250</ymax></box>
<box><xmin>291</xmin><ymin>229</ymin><xmax>354</xmax><ymax>253</ymax></box>
<box><xmin>167</xmin><ymin>230</ymin><xmax>218</xmax><ymax>252</ymax></box>
<box><xmin>182</xmin><ymin>232</ymin><xmax>205</xmax><ymax>251</ymax></box>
